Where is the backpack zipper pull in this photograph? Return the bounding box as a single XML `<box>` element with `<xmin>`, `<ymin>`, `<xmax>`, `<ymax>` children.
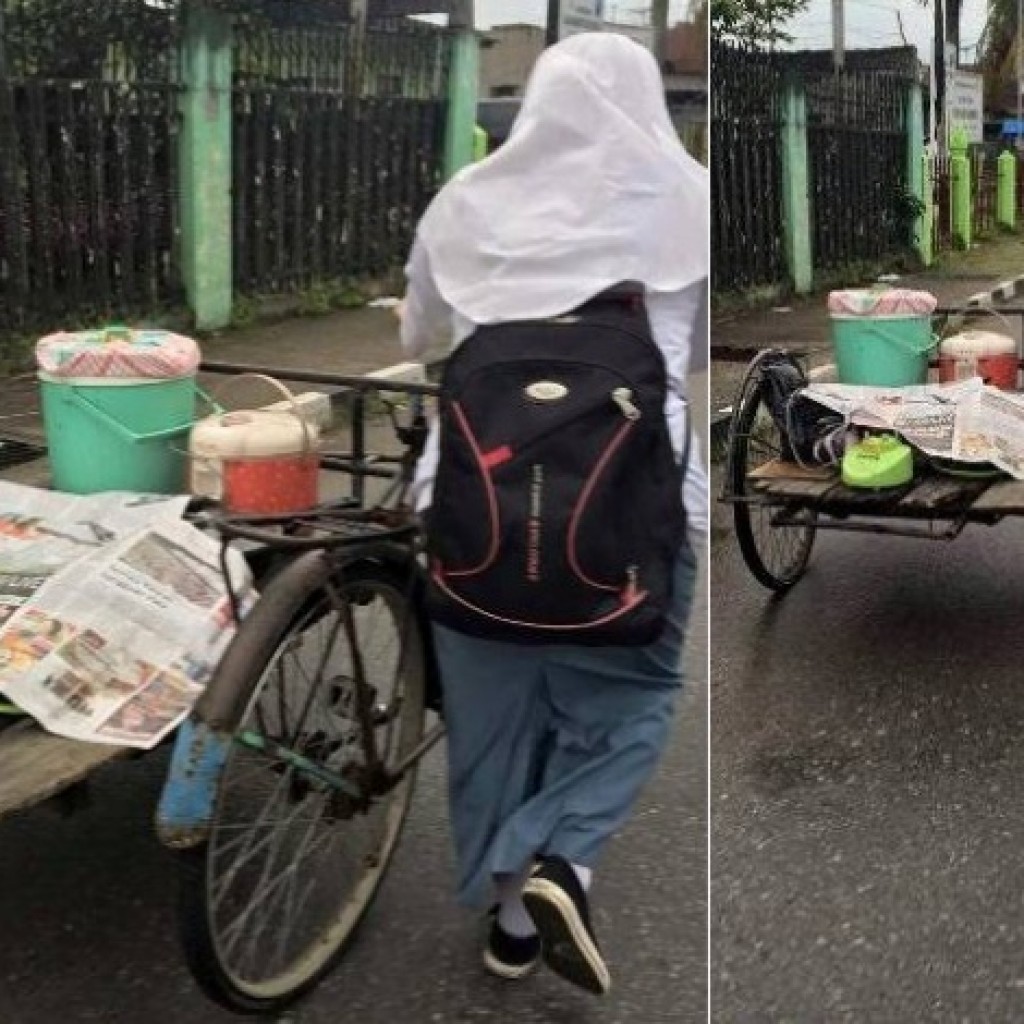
<box><xmin>624</xmin><ymin>564</ymin><xmax>640</xmax><ymax>601</ymax></box>
<box><xmin>612</xmin><ymin>388</ymin><xmax>641</xmax><ymax>421</ymax></box>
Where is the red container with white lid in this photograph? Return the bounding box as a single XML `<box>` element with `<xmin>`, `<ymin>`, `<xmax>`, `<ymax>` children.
<box><xmin>938</xmin><ymin>330</ymin><xmax>1019</xmax><ymax>390</ymax></box>
<box><xmin>189</xmin><ymin>374</ymin><xmax>320</xmax><ymax>515</ymax></box>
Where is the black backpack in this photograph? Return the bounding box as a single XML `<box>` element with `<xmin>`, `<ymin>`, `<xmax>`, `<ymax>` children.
<box><xmin>425</xmin><ymin>285</ymin><xmax>687</xmax><ymax>646</ymax></box>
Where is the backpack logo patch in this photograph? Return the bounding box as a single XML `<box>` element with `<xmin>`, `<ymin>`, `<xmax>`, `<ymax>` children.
<box><xmin>525</xmin><ymin>381</ymin><xmax>568</xmax><ymax>403</ymax></box>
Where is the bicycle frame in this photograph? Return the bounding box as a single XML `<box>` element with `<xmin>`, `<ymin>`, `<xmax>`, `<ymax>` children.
<box><xmin>157</xmin><ymin>366</ymin><xmax>444</xmax><ymax>850</ymax></box>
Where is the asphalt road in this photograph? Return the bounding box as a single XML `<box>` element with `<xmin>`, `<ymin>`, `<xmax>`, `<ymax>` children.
<box><xmin>712</xmin><ymin>517</ymin><xmax>1024</xmax><ymax>1023</ymax></box>
<box><xmin>0</xmin><ymin>378</ymin><xmax>710</xmax><ymax>1024</ymax></box>
<box><xmin>0</xmin><ymin>589</ymin><xmax>706</xmax><ymax>1024</ymax></box>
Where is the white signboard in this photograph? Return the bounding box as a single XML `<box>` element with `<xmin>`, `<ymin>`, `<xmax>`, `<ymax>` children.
<box><xmin>559</xmin><ymin>0</ymin><xmax>606</xmax><ymax>39</ymax></box>
<box><xmin>947</xmin><ymin>70</ymin><xmax>984</xmax><ymax>144</ymax></box>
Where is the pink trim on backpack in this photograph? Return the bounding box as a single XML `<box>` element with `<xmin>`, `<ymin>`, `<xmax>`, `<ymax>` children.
<box><xmin>431</xmin><ymin>570</ymin><xmax>648</xmax><ymax>630</ymax></box>
<box><xmin>566</xmin><ymin>419</ymin><xmax>636</xmax><ymax>593</ymax></box>
<box><xmin>442</xmin><ymin>402</ymin><xmax>501</xmax><ymax>578</ymax></box>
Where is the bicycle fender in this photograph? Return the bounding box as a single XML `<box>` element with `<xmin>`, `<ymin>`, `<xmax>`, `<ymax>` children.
<box><xmin>155</xmin><ymin>717</ymin><xmax>232</xmax><ymax>849</ymax></box>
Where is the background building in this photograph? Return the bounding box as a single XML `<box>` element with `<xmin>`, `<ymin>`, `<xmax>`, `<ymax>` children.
<box><xmin>479</xmin><ymin>23</ymin><xmax>545</xmax><ymax>98</ymax></box>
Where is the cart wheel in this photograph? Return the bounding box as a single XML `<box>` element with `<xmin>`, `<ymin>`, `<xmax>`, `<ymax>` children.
<box><xmin>729</xmin><ymin>358</ymin><xmax>816</xmax><ymax>591</ymax></box>
<box><xmin>177</xmin><ymin>552</ymin><xmax>427</xmax><ymax>1015</ymax></box>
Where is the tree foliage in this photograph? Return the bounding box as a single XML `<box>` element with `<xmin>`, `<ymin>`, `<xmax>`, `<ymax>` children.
<box><xmin>980</xmin><ymin>0</ymin><xmax>1019</xmax><ymax>112</ymax></box>
<box><xmin>710</xmin><ymin>0</ymin><xmax>810</xmax><ymax>49</ymax></box>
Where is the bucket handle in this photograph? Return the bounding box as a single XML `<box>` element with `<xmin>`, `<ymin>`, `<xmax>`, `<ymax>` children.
<box><xmin>872</xmin><ymin>331</ymin><xmax>942</xmax><ymax>360</ymax></box>
<box><xmin>67</xmin><ymin>383</ymin><xmax>220</xmax><ymax>445</ymax></box>
<box><xmin>938</xmin><ymin>305</ymin><xmax>1016</xmax><ymax>341</ymax></box>
<box><xmin>210</xmin><ymin>373</ymin><xmax>316</xmax><ymax>453</ymax></box>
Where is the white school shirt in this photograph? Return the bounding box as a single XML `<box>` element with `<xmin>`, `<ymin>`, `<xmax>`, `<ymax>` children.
<box><xmin>400</xmin><ymin>242</ymin><xmax>709</xmax><ymax>535</ymax></box>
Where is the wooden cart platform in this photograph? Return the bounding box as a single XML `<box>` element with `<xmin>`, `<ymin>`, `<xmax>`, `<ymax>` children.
<box><xmin>748</xmin><ymin>460</ymin><xmax>1024</xmax><ymax>522</ymax></box>
<box><xmin>0</xmin><ymin>721</ymin><xmax>129</xmax><ymax>818</ymax></box>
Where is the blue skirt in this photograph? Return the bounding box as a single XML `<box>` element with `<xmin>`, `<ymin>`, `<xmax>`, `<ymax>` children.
<box><xmin>433</xmin><ymin>542</ymin><xmax>700</xmax><ymax>908</ymax></box>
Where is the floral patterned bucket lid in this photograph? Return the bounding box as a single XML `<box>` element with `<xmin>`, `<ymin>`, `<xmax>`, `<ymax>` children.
<box><xmin>828</xmin><ymin>288</ymin><xmax>938</xmax><ymax>317</ymax></box>
<box><xmin>36</xmin><ymin>325</ymin><xmax>201</xmax><ymax>380</ymax></box>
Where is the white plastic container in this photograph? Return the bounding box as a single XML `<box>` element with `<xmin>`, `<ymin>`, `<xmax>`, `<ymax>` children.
<box><xmin>189</xmin><ymin>375</ymin><xmax>321</xmax><ymax>514</ymax></box>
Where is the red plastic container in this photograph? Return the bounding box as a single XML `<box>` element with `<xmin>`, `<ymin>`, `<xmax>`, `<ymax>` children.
<box><xmin>222</xmin><ymin>452</ymin><xmax>320</xmax><ymax>516</ymax></box>
<box><xmin>937</xmin><ymin>331</ymin><xmax>1019</xmax><ymax>390</ymax></box>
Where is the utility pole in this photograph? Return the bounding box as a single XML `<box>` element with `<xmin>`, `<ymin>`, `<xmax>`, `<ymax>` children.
<box><xmin>547</xmin><ymin>0</ymin><xmax>560</xmax><ymax>46</ymax></box>
<box><xmin>449</xmin><ymin>0</ymin><xmax>474</xmax><ymax>29</ymax></box>
<box><xmin>934</xmin><ymin>0</ymin><xmax>945</xmax><ymax>151</ymax></box>
<box><xmin>651</xmin><ymin>0</ymin><xmax>669</xmax><ymax>68</ymax></box>
<box><xmin>832</xmin><ymin>0</ymin><xmax>845</xmax><ymax>71</ymax></box>
<box><xmin>1018</xmin><ymin>0</ymin><xmax>1023</xmax><ymax>149</ymax></box>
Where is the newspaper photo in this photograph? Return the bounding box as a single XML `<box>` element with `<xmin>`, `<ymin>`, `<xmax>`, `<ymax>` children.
<box><xmin>0</xmin><ymin>483</ymin><xmax>255</xmax><ymax>749</ymax></box>
<box><xmin>957</xmin><ymin>388</ymin><xmax>1024</xmax><ymax>478</ymax></box>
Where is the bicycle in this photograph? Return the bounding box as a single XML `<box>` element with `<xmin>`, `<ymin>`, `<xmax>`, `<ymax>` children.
<box><xmin>157</xmin><ymin>367</ymin><xmax>446</xmax><ymax>1015</ymax></box>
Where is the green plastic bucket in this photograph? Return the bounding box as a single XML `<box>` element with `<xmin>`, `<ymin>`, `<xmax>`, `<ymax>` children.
<box><xmin>39</xmin><ymin>373</ymin><xmax>198</xmax><ymax>494</ymax></box>
<box><xmin>831</xmin><ymin>315</ymin><xmax>936</xmax><ymax>387</ymax></box>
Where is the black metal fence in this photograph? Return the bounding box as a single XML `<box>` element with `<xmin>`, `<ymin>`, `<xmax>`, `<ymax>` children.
<box><xmin>973</xmin><ymin>149</ymin><xmax>998</xmax><ymax>237</ymax></box>
<box><xmin>710</xmin><ymin>41</ymin><xmax>786</xmax><ymax>294</ymax></box>
<box><xmin>231</xmin><ymin>16</ymin><xmax>449</xmax><ymax>294</ymax></box>
<box><xmin>933</xmin><ymin>152</ymin><xmax>953</xmax><ymax>252</ymax></box>
<box><xmin>804</xmin><ymin>70</ymin><xmax>910</xmax><ymax>273</ymax></box>
<box><xmin>0</xmin><ymin>0</ymin><xmax>182</xmax><ymax>335</ymax></box>
<box><xmin>712</xmin><ymin>43</ymin><xmax>916</xmax><ymax>294</ymax></box>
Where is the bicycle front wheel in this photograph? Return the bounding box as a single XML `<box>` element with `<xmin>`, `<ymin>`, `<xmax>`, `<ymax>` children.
<box><xmin>177</xmin><ymin>551</ymin><xmax>427</xmax><ymax>1015</ymax></box>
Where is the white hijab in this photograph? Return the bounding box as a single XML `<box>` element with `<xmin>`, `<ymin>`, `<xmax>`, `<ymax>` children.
<box><xmin>414</xmin><ymin>31</ymin><xmax>709</xmax><ymax>324</ymax></box>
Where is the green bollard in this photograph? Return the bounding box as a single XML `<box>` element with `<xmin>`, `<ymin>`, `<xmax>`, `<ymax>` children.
<box><xmin>998</xmin><ymin>150</ymin><xmax>1017</xmax><ymax>230</ymax></box>
<box><xmin>950</xmin><ymin>128</ymin><xmax>972</xmax><ymax>251</ymax></box>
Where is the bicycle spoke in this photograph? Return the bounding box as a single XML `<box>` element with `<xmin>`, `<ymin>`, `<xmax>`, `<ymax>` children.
<box><xmin>211</xmin><ymin>769</ymin><xmax>304</xmax><ymax>914</ymax></box>
<box><xmin>219</xmin><ymin>791</ymin><xmax>325</xmax><ymax>960</ymax></box>
<box><xmin>286</xmin><ymin>605</ymin><xmax>344</xmax><ymax>748</ymax></box>
<box><xmin>269</xmin><ymin>826</ymin><xmax>336</xmax><ymax>974</ymax></box>
<box><xmin>235</xmin><ymin>797</ymin><xmax>330</xmax><ymax>978</ymax></box>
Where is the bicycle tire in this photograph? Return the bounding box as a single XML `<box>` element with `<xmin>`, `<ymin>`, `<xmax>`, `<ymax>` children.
<box><xmin>730</xmin><ymin>372</ymin><xmax>817</xmax><ymax>592</ymax></box>
<box><xmin>176</xmin><ymin>550</ymin><xmax>427</xmax><ymax>1015</ymax></box>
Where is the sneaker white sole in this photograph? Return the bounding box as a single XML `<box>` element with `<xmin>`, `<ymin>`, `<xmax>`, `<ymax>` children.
<box><xmin>521</xmin><ymin>877</ymin><xmax>612</xmax><ymax>995</ymax></box>
<box><xmin>482</xmin><ymin>947</ymin><xmax>539</xmax><ymax>980</ymax></box>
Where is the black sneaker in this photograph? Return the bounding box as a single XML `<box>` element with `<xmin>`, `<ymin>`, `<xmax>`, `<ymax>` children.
<box><xmin>522</xmin><ymin>856</ymin><xmax>611</xmax><ymax>995</ymax></box>
<box><xmin>482</xmin><ymin>908</ymin><xmax>541</xmax><ymax>980</ymax></box>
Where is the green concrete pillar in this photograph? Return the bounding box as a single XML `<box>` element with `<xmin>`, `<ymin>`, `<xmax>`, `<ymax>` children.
<box><xmin>444</xmin><ymin>29</ymin><xmax>480</xmax><ymax>180</ymax></box>
<box><xmin>178</xmin><ymin>5</ymin><xmax>233</xmax><ymax>331</ymax></box>
<box><xmin>950</xmin><ymin>127</ymin><xmax>972</xmax><ymax>251</ymax></box>
<box><xmin>779</xmin><ymin>78</ymin><xmax>813</xmax><ymax>294</ymax></box>
<box><xmin>920</xmin><ymin>154</ymin><xmax>935</xmax><ymax>266</ymax></box>
<box><xmin>998</xmin><ymin>150</ymin><xmax>1017</xmax><ymax>231</ymax></box>
<box><xmin>906</xmin><ymin>82</ymin><xmax>929</xmax><ymax>264</ymax></box>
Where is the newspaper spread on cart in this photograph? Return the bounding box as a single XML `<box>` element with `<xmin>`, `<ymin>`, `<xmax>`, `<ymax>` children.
<box><xmin>0</xmin><ymin>482</ymin><xmax>253</xmax><ymax>749</ymax></box>
<box><xmin>802</xmin><ymin>378</ymin><xmax>1024</xmax><ymax>478</ymax></box>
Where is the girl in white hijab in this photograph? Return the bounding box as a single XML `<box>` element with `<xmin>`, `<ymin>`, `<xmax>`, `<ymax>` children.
<box><xmin>400</xmin><ymin>32</ymin><xmax>707</xmax><ymax>996</ymax></box>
